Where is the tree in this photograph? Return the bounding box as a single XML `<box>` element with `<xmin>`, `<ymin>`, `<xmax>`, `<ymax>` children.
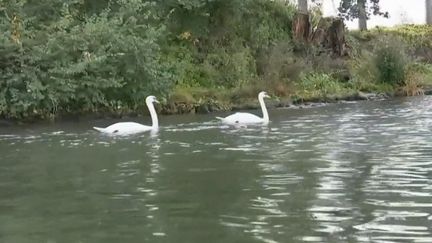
<box><xmin>293</xmin><ymin>0</ymin><xmax>310</xmax><ymax>41</ymax></box>
<box><xmin>427</xmin><ymin>0</ymin><xmax>432</xmax><ymax>24</ymax></box>
<box><xmin>298</xmin><ymin>0</ymin><xmax>308</xmax><ymax>14</ymax></box>
<box><xmin>337</xmin><ymin>0</ymin><xmax>388</xmax><ymax>31</ymax></box>
<box><xmin>358</xmin><ymin>0</ymin><xmax>367</xmax><ymax>31</ymax></box>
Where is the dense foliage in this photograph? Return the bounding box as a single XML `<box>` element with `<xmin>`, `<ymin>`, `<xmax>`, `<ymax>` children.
<box><xmin>1</xmin><ymin>0</ymin><xmax>170</xmax><ymax>119</ymax></box>
<box><xmin>337</xmin><ymin>0</ymin><xmax>388</xmax><ymax>21</ymax></box>
<box><xmin>0</xmin><ymin>0</ymin><xmax>298</xmax><ymax>119</ymax></box>
<box><xmin>374</xmin><ymin>42</ymin><xmax>407</xmax><ymax>85</ymax></box>
<box><xmin>0</xmin><ymin>0</ymin><xmax>431</xmax><ymax>120</ymax></box>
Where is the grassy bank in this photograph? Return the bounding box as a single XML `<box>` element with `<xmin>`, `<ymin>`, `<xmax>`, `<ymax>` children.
<box><xmin>160</xmin><ymin>24</ymin><xmax>432</xmax><ymax>115</ymax></box>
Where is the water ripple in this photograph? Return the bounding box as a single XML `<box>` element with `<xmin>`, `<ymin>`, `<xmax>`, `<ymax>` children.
<box><xmin>2</xmin><ymin>97</ymin><xmax>432</xmax><ymax>243</ymax></box>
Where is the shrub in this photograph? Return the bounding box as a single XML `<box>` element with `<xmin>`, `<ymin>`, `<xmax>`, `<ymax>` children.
<box><xmin>382</xmin><ymin>25</ymin><xmax>432</xmax><ymax>49</ymax></box>
<box><xmin>373</xmin><ymin>38</ymin><xmax>408</xmax><ymax>85</ymax></box>
<box><xmin>165</xmin><ymin>0</ymin><xmax>296</xmax><ymax>89</ymax></box>
<box><xmin>402</xmin><ymin>72</ymin><xmax>424</xmax><ymax>96</ymax></box>
<box><xmin>201</xmin><ymin>46</ymin><xmax>256</xmax><ymax>88</ymax></box>
<box><xmin>257</xmin><ymin>40</ymin><xmax>299</xmax><ymax>82</ymax></box>
<box><xmin>295</xmin><ymin>72</ymin><xmax>351</xmax><ymax>99</ymax></box>
<box><xmin>402</xmin><ymin>63</ymin><xmax>432</xmax><ymax>96</ymax></box>
<box><xmin>348</xmin><ymin>51</ymin><xmax>383</xmax><ymax>91</ymax></box>
<box><xmin>0</xmin><ymin>0</ymin><xmax>171</xmax><ymax>119</ymax></box>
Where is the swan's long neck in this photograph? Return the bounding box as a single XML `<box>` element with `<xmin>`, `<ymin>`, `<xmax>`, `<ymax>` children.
<box><xmin>259</xmin><ymin>95</ymin><xmax>269</xmax><ymax>123</ymax></box>
<box><xmin>147</xmin><ymin>101</ymin><xmax>159</xmax><ymax>129</ymax></box>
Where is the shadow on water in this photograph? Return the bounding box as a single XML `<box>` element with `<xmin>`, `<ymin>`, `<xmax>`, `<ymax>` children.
<box><xmin>1</xmin><ymin>96</ymin><xmax>432</xmax><ymax>243</ymax></box>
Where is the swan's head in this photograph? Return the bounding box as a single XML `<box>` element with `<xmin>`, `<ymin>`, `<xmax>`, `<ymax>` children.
<box><xmin>146</xmin><ymin>95</ymin><xmax>159</xmax><ymax>104</ymax></box>
<box><xmin>258</xmin><ymin>91</ymin><xmax>270</xmax><ymax>99</ymax></box>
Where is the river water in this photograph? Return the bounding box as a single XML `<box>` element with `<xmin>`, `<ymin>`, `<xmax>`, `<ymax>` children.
<box><xmin>1</xmin><ymin>97</ymin><xmax>432</xmax><ymax>243</ymax></box>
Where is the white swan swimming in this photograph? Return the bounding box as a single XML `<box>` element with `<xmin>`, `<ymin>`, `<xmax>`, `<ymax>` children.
<box><xmin>216</xmin><ymin>91</ymin><xmax>270</xmax><ymax>125</ymax></box>
<box><xmin>93</xmin><ymin>96</ymin><xmax>159</xmax><ymax>135</ymax></box>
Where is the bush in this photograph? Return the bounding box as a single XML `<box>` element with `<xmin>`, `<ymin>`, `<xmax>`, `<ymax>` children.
<box><xmin>348</xmin><ymin>51</ymin><xmax>387</xmax><ymax>92</ymax></box>
<box><xmin>402</xmin><ymin>63</ymin><xmax>432</xmax><ymax>96</ymax></box>
<box><xmin>165</xmin><ymin>0</ymin><xmax>296</xmax><ymax>89</ymax></box>
<box><xmin>295</xmin><ymin>72</ymin><xmax>352</xmax><ymax>99</ymax></box>
<box><xmin>257</xmin><ymin>40</ymin><xmax>300</xmax><ymax>83</ymax></box>
<box><xmin>201</xmin><ymin>45</ymin><xmax>256</xmax><ymax>88</ymax></box>
<box><xmin>403</xmin><ymin>71</ymin><xmax>424</xmax><ymax>96</ymax></box>
<box><xmin>373</xmin><ymin>38</ymin><xmax>408</xmax><ymax>85</ymax></box>
<box><xmin>0</xmin><ymin>1</ymin><xmax>171</xmax><ymax>119</ymax></box>
<box><xmin>382</xmin><ymin>25</ymin><xmax>432</xmax><ymax>49</ymax></box>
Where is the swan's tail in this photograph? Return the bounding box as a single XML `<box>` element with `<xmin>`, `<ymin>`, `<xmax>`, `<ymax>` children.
<box><xmin>93</xmin><ymin>127</ymin><xmax>107</xmax><ymax>133</ymax></box>
<box><xmin>215</xmin><ymin>116</ymin><xmax>224</xmax><ymax>121</ymax></box>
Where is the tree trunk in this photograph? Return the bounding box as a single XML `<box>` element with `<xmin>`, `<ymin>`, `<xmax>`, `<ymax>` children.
<box><xmin>293</xmin><ymin>0</ymin><xmax>310</xmax><ymax>42</ymax></box>
<box><xmin>293</xmin><ymin>13</ymin><xmax>311</xmax><ymax>42</ymax></box>
<box><xmin>358</xmin><ymin>0</ymin><xmax>367</xmax><ymax>31</ymax></box>
<box><xmin>297</xmin><ymin>0</ymin><xmax>308</xmax><ymax>14</ymax></box>
<box><xmin>310</xmin><ymin>17</ymin><xmax>348</xmax><ymax>57</ymax></box>
<box><xmin>328</xmin><ymin>19</ymin><xmax>347</xmax><ymax>56</ymax></box>
<box><xmin>427</xmin><ymin>0</ymin><xmax>432</xmax><ymax>24</ymax></box>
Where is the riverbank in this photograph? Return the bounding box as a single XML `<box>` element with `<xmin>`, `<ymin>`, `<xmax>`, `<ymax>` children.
<box><xmin>1</xmin><ymin>73</ymin><xmax>431</xmax><ymax>125</ymax></box>
<box><xmin>160</xmin><ymin>89</ymin><xmax>392</xmax><ymax>115</ymax></box>
<box><xmin>0</xmin><ymin>88</ymin><xmax>412</xmax><ymax>126</ymax></box>
<box><xmin>2</xmin><ymin>0</ymin><xmax>432</xmax><ymax>123</ymax></box>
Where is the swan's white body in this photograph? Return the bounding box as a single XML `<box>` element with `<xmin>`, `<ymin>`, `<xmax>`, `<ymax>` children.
<box><xmin>93</xmin><ymin>96</ymin><xmax>159</xmax><ymax>135</ymax></box>
<box><xmin>216</xmin><ymin>91</ymin><xmax>270</xmax><ymax>125</ymax></box>
<box><xmin>93</xmin><ymin>122</ymin><xmax>153</xmax><ymax>135</ymax></box>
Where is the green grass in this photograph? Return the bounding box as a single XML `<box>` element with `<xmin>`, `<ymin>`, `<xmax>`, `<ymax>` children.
<box><xmin>293</xmin><ymin>72</ymin><xmax>355</xmax><ymax>101</ymax></box>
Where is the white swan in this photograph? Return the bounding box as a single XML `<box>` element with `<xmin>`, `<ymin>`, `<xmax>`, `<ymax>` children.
<box><xmin>93</xmin><ymin>96</ymin><xmax>159</xmax><ymax>135</ymax></box>
<box><xmin>216</xmin><ymin>91</ymin><xmax>270</xmax><ymax>125</ymax></box>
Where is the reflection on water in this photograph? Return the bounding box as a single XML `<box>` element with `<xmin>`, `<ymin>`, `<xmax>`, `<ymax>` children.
<box><xmin>1</xmin><ymin>97</ymin><xmax>432</xmax><ymax>243</ymax></box>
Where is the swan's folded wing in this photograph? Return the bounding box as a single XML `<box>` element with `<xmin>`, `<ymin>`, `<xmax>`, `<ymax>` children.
<box><xmin>93</xmin><ymin>127</ymin><xmax>107</xmax><ymax>133</ymax></box>
<box><xmin>222</xmin><ymin>112</ymin><xmax>262</xmax><ymax>124</ymax></box>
